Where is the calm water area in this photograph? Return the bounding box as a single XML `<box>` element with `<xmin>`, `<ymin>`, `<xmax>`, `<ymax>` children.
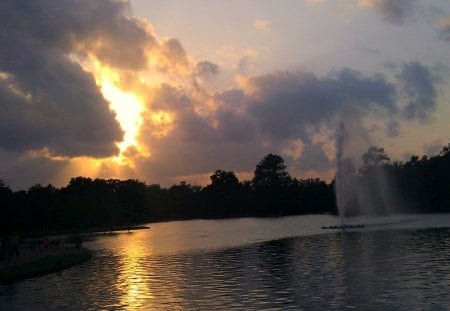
<box><xmin>1</xmin><ymin>214</ymin><xmax>449</xmax><ymax>310</ymax></box>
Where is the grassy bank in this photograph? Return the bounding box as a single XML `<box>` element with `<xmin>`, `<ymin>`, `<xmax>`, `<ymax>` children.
<box><xmin>0</xmin><ymin>250</ymin><xmax>92</xmax><ymax>284</ymax></box>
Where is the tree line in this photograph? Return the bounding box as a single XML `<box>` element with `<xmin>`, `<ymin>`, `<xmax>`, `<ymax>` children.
<box><xmin>1</xmin><ymin>144</ymin><xmax>449</xmax><ymax>234</ymax></box>
<box><xmin>338</xmin><ymin>144</ymin><xmax>450</xmax><ymax>216</ymax></box>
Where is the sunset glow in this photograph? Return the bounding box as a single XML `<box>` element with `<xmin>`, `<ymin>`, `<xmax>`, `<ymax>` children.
<box><xmin>150</xmin><ymin>111</ymin><xmax>174</xmax><ymax>138</ymax></box>
<box><xmin>101</xmin><ymin>79</ymin><xmax>143</xmax><ymax>153</ymax></box>
<box><xmin>0</xmin><ymin>0</ymin><xmax>449</xmax><ymax>190</ymax></box>
<box><xmin>1</xmin><ymin>2</ymin><xmax>450</xmax><ymax>310</ymax></box>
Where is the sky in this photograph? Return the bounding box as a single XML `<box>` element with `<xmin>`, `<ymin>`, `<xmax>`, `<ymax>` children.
<box><xmin>0</xmin><ymin>0</ymin><xmax>449</xmax><ymax>190</ymax></box>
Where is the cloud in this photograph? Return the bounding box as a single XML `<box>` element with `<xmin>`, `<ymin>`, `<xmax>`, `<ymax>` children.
<box><xmin>0</xmin><ymin>0</ymin><xmax>166</xmax><ymax>157</ymax></box>
<box><xmin>399</xmin><ymin>62</ymin><xmax>437</xmax><ymax>121</ymax></box>
<box><xmin>0</xmin><ymin>149</ymin><xmax>68</xmax><ymax>190</ymax></box>
<box><xmin>253</xmin><ymin>19</ymin><xmax>271</xmax><ymax>32</ymax></box>
<box><xmin>386</xmin><ymin>120</ymin><xmax>400</xmax><ymax>137</ymax></box>
<box><xmin>297</xmin><ymin>143</ymin><xmax>333</xmax><ymax>172</ymax></box>
<box><xmin>158</xmin><ymin>38</ymin><xmax>190</xmax><ymax>73</ymax></box>
<box><xmin>133</xmin><ymin>67</ymin><xmax>404</xmax><ymax>184</ymax></box>
<box><xmin>281</xmin><ymin>139</ymin><xmax>305</xmax><ymax>160</ymax></box>
<box><xmin>136</xmin><ymin>84</ymin><xmax>260</xmax><ymax>180</ymax></box>
<box><xmin>358</xmin><ymin>0</ymin><xmax>417</xmax><ymax>25</ymax></box>
<box><xmin>423</xmin><ymin>140</ymin><xmax>445</xmax><ymax>156</ymax></box>
<box><xmin>134</xmin><ymin>62</ymin><xmax>441</xmax><ymax>184</ymax></box>
<box><xmin>1</xmin><ymin>0</ymin><xmax>155</xmax><ymax>70</ymax></box>
<box><xmin>194</xmin><ymin>61</ymin><xmax>221</xmax><ymax>79</ymax></box>
<box><xmin>0</xmin><ymin>0</ymin><xmax>197</xmax><ymax>159</ymax></box>
<box><xmin>438</xmin><ymin>15</ymin><xmax>450</xmax><ymax>41</ymax></box>
<box><xmin>192</xmin><ymin>61</ymin><xmax>221</xmax><ymax>90</ymax></box>
<box><xmin>0</xmin><ymin>52</ymin><xmax>123</xmax><ymax>157</ymax></box>
<box><xmin>306</xmin><ymin>0</ymin><xmax>326</xmax><ymax>6</ymax></box>
<box><xmin>240</xmin><ymin>69</ymin><xmax>396</xmax><ymax>141</ymax></box>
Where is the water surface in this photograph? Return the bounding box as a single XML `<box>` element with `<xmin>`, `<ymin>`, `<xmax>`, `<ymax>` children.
<box><xmin>1</xmin><ymin>214</ymin><xmax>449</xmax><ymax>310</ymax></box>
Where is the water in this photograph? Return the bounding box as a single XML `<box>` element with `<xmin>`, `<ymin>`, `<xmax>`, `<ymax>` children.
<box><xmin>1</xmin><ymin>214</ymin><xmax>449</xmax><ymax>310</ymax></box>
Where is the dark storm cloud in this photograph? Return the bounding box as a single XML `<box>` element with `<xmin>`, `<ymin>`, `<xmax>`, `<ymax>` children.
<box><xmin>0</xmin><ymin>0</ymin><xmax>190</xmax><ymax>157</ymax></box>
<box><xmin>214</xmin><ymin>89</ymin><xmax>256</xmax><ymax>141</ymax></box>
<box><xmin>360</xmin><ymin>0</ymin><xmax>417</xmax><ymax>25</ymax></box>
<box><xmin>216</xmin><ymin>109</ymin><xmax>256</xmax><ymax>142</ymax></box>
<box><xmin>0</xmin><ymin>56</ymin><xmax>122</xmax><ymax>157</ymax></box>
<box><xmin>0</xmin><ymin>0</ymin><xmax>154</xmax><ymax>70</ymax></box>
<box><xmin>399</xmin><ymin>62</ymin><xmax>437</xmax><ymax>121</ymax></box>
<box><xmin>243</xmin><ymin>69</ymin><xmax>396</xmax><ymax>141</ymax></box>
<box><xmin>0</xmin><ymin>0</ymin><xmax>194</xmax><ymax>158</ymax></box>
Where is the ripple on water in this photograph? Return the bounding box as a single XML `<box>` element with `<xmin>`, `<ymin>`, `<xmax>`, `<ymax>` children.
<box><xmin>0</xmin><ymin>227</ymin><xmax>449</xmax><ymax>310</ymax></box>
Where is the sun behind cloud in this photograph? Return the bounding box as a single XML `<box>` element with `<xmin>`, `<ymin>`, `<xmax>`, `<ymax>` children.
<box><xmin>101</xmin><ymin>79</ymin><xmax>143</xmax><ymax>153</ymax></box>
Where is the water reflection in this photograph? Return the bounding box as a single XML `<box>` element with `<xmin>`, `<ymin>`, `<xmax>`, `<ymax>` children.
<box><xmin>116</xmin><ymin>232</ymin><xmax>153</xmax><ymax>310</ymax></box>
<box><xmin>0</xmin><ymin>216</ymin><xmax>449</xmax><ymax>310</ymax></box>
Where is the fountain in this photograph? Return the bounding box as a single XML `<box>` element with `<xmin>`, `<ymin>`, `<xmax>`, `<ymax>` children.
<box><xmin>322</xmin><ymin>123</ymin><xmax>364</xmax><ymax>230</ymax></box>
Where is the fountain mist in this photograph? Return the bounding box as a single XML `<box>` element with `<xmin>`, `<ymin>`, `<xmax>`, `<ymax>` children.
<box><xmin>335</xmin><ymin>123</ymin><xmax>344</xmax><ymax>227</ymax></box>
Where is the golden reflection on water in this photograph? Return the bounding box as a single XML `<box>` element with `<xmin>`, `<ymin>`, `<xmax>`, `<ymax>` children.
<box><xmin>116</xmin><ymin>232</ymin><xmax>153</xmax><ymax>310</ymax></box>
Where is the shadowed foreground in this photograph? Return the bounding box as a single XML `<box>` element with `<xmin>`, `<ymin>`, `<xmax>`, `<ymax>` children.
<box><xmin>0</xmin><ymin>247</ymin><xmax>91</xmax><ymax>284</ymax></box>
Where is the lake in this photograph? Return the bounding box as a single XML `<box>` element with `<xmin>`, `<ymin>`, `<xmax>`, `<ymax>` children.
<box><xmin>1</xmin><ymin>214</ymin><xmax>449</xmax><ymax>310</ymax></box>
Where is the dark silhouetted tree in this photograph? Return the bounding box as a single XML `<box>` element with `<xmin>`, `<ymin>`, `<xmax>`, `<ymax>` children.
<box><xmin>210</xmin><ymin>170</ymin><xmax>240</xmax><ymax>189</ymax></box>
<box><xmin>252</xmin><ymin>154</ymin><xmax>292</xmax><ymax>213</ymax></box>
<box><xmin>0</xmin><ymin>180</ymin><xmax>16</xmax><ymax>232</ymax></box>
<box><xmin>204</xmin><ymin>170</ymin><xmax>243</xmax><ymax>217</ymax></box>
<box><xmin>362</xmin><ymin>146</ymin><xmax>390</xmax><ymax>167</ymax></box>
<box><xmin>253</xmin><ymin>154</ymin><xmax>291</xmax><ymax>190</ymax></box>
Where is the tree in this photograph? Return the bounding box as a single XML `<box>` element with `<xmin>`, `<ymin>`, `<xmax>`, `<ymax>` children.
<box><xmin>251</xmin><ymin>154</ymin><xmax>292</xmax><ymax>214</ymax></box>
<box><xmin>252</xmin><ymin>154</ymin><xmax>291</xmax><ymax>190</ymax></box>
<box><xmin>362</xmin><ymin>146</ymin><xmax>390</xmax><ymax>167</ymax></box>
<box><xmin>203</xmin><ymin>170</ymin><xmax>242</xmax><ymax>217</ymax></box>
<box><xmin>0</xmin><ymin>179</ymin><xmax>13</xmax><ymax>198</ymax></box>
<box><xmin>439</xmin><ymin>143</ymin><xmax>450</xmax><ymax>156</ymax></box>
<box><xmin>209</xmin><ymin>170</ymin><xmax>240</xmax><ymax>190</ymax></box>
<box><xmin>0</xmin><ymin>180</ymin><xmax>16</xmax><ymax>233</ymax></box>
<box><xmin>27</xmin><ymin>184</ymin><xmax>58</xmax><ymax>230</ymax></box>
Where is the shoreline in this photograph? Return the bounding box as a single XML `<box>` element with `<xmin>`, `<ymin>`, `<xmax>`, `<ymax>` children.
<box><xmin>21</xmin><ymin>224</ymin><xmax>150</xmax><ymax>239</ymax></box>
<box><xmin>0</xmin><ymin>247</ymin><xmax>92</xmax><ymax>284</ymax></box>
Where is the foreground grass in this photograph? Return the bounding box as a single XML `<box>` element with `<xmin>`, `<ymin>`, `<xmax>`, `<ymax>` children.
<box><xmin>0</xmin><ymin>250</ymin><xmax>92</xmax><ymax>284</ymax></box>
